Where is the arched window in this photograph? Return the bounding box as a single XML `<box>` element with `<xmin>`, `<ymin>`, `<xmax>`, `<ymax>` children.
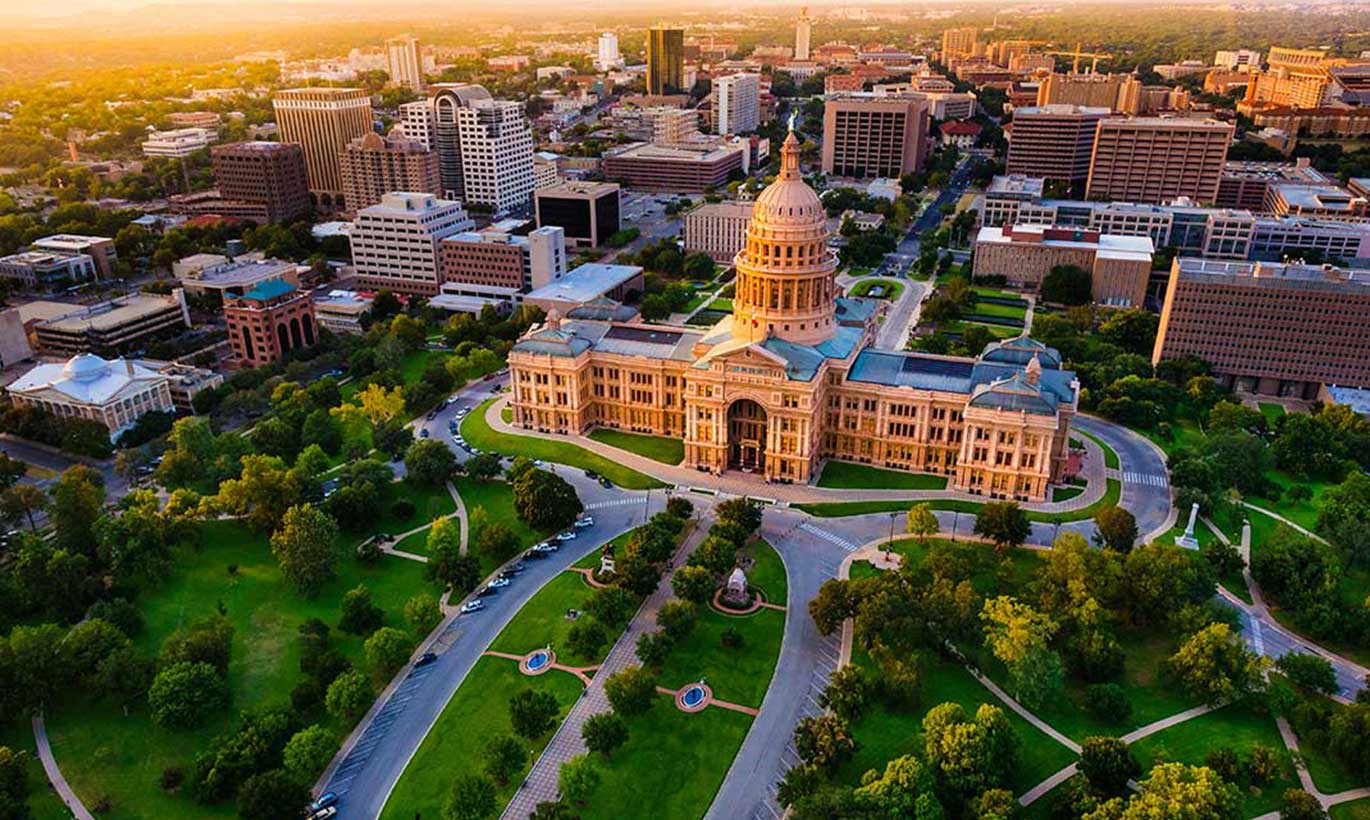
<box><xmin>241</xmin><ymin>325</ymin><xmax>254</xmax><ymax>361</ymax></box>
<box><xmin>278</xmin><ymin>323</ymin><xmax>290</xmax><ymax>353</ymax></box>
<box><xmin>302</xmin><ymin>314</ymin><xmax>315</xmax><ymax>346</ymax></box>
<box><xmin>290</xmin><ymin>317</ymin><xmax>303</xmax><ymax>350</ymax></box>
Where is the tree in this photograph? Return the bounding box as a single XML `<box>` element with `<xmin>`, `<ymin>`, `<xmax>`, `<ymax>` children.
<box><xmin>364</xmin><ymin>627</ymin><xmax>411</xmax><ymax>680</ymax></box>
<box><xmin>483</xmin><ymin>735</ymin><xmax>526</xmax><ymax>785</ymax></box>
<box><xmin>582</xmin><ymin>713</ymin><xmax>628</xmax><ymax>758</ymax></box>
<box><xmin>981</xmin><ymin>596</ymin><xmax>1063</xmax><ymax>708</ymax></box>
<box><xmin>465</xmin><ymin>452</ymin><xmax>503</xmax><ymax>481</ymax></box>
<box><xmin>922</xmin><ymin>702</ymin><xmax>1019</xmax><ymax>797</ymax></box>
<box><xmin>906</xmin><ymin>503</ymin><xmax>939</xmax><ymax>545</ymax></box>
<box><xmin>818</xmin><ymin>665</ymin><xmax>872</xmax><ymax>722</ymax></box>
<box><xmin>1041</xmin><ymin>265</ymin><xmax>1093</xmax><ymax>306</ymax></box>
<box><xmin>671</xmin><ymin>565</ymin><xmax>715</xmax><ymax>604</ymax></box>
<box><xmin>1166</xmin><ymin>623</ymin><xmax>1267</xmax><ymax>705</ymax></box>
<box><xmin>1124</xmin><ymin>542</ymin><xmax>1215</xmax><ymax>626</ymax></box>
<box><xmin>282</xmin><ymin>725</ymin><xmax>338</xmax><ymax>783</ymax></box>
<box><xmin>405</xmin><ymin>593</ymin><xmax>443</xmax><ymax>635</ymax></box>
<box><xmin>325</xmin><ymin>669</ymin><xmax>373</xmax><ymax>720</ymax></box>
<box><xmin>565</xmin><ymin>617</ymin><xmax>607</xmax><ymax>660</ymax></box>
<box><xmin>509</xmin><ymin>688</ymin><xmax>559</xmax><ymax>739</ymax></box>
<box><xmin>160</xmin><ymin>615</ymin><xmax>234</xmax><ymax>674</ymax></box>
<box><xmin>267</xmin><ymin>503</ymin><xmax>340</xmax><ymax>597</ymax></box>
<box><xmin>0</xmin><ymin>746</ymin><xmax>31</xmax><ymax>818</ymax></box>
<box><xmin>852</xmin><ymin>754</ymin><xmax>942</xmax><ymax>818</ymax></box>
<box><xmin>1318</xmin><ymin>473</ymin><xmax>1370</xmax><ymax>568</ymax></box>
<box><xmin>218</xmin><ymin>454</ymin><xmax>304</xmax><ymax>533</ymax></box>
<box><xmin>1085</xmin><ymin>762</ymin><xmax>1240</xmax><ymax>819</ymax></box>
<box><xmin>974</xmin><ymin>502</ymin><xmax>1031</xmax><ymax>553</ymax></box>
<box><xmin>974</xmin><ymin>788</ymin><xmax>1018</xmax><ymax>820</ymax></box>
<box><xmin>443</xmin><ymin>774</ymin><xmax>497</xmax><ymax>820</ymax></box>
<box><xmin>1079</xmin><ymin>737</ymin><xmax>1141</xmax><ymax>796</ymax></box>
<box><xmin>148</xmin><ymin>661</ymin><xmax>230</xmax><ymax>729</ymax></box>
<box><xmin>657</xmin><ymin>600</ymin><xmax>697</xmax><ymax>642</ymax></box>
<box><xmin>1276</xmin><ymin>653</ymin><xmax>1338</xmax><ymax>695</ymax></box>
<box><xmin>1098</xmin><ymin>308</ymin><xmax>1159</xmax><ymax>356</ymax></box>
<box><xmin>237</xmin><ymin>769</ymin><xmax>310</xmax><ymax>820</ymax></box>
<box><xmin>405</xmin><ymin>439</ymin><xmax>458</xmax><ymax>486</ymax></box>
<box><xmin>1094</xmin><ymin>506</ymin><xmax>1138</xmax><ymax>553</ymax></box>
<box><xmin>635</xmin><ymin>631</ymin><xmax>672</xmax><ymax>668</ymax></box>
<box><xmin>512</xmin><ymin>468</ymin><xmax>583</xmax><ymax>532</ymax></box>
<box><xmin>2</xmin><ymin>483</ymin><xmax>47</xmax><ymax>531</ymax></box>
<box><xmin>1084</xmin><ymin>683</ymin><xmax>1133</xmax><ymax>723</ymax></box>
<box><xmin>584</xmin><ymin>585</ymin><xmax>636</xmax><ymax>629</ymax></box>
<box><xmin>716</xmin><ymin>497</ymin><xmax>764</xmax><ymax>534</ymax></box>
<box><xmin>793</xmin><ymin>714</ymin><xmax>857</xmax><ymax>772</ymax></box>
<box><xmin>49</xmin><ymin>465</ymin><xmax>104</xmax><ymax>556</ymax></box>
<box><xmin>1279</xmin><ymin>789</ymin><xmax>1327</xmax><ymax>820</ymax></box>
<box><xmin>604</xmin><ymin>665</ymin><xmax>658</xmax><ymax>716</ymax></box>
<box><xmin>62</xmin><ymin>618</ymin><xmax>130</xmax><ymax>685</ymax></box>
<box><xmin>558</xmin><ymin>754</ymin><xmax>601</xmax><ymax>806</ymax></box>
<box><xmin>340</xmin><ymin>585</ymin><xmax>385</xmax><ymax>636</ymax></box>
<box><xmin>809</xmin><ymin>579</ymin><xmax>857</xmax><ymax>636</ymax></box>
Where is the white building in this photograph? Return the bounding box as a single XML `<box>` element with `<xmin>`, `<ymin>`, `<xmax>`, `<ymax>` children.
<box><xmin>682</xmin><ymin>200</ymin><xmax>752</xmax><ymax>262</ymax></box>
<box><xmin>351</xmin><ymin>192</ymin><xmax>474</xmax><ymax>295</ymax></box>
<box><xmin>397</xmin><ymin>100</ymin><xmax>435</xmax><ymax>149</ymax></box>
<box><xmin>534</xmin><ymin>151</ymin><xmax>562</xmax><ymax>190</ymax></box>
<box><xmin>456</xmin><ymin>99</ymin><xmax>536</xmax><ymax>215</ymax></box>
<box><xmin>0</xmin><ymin>251</ymin><xmax>96</xmax><ymax>290</ymax></box>
<box><xmin>795</xmin><ymin>7</ymin><xmax>812</xmax><ymax>62</ymax></box>
<box><xmin>715</xmin><ymin>73</ymin><xmax>762</xmax><ymax>136</ymax></box>
<box><xmin>1214</xmin><ymin>49</ymin><xmax>1262</xmax><ymax>69</ymax></box>
<box><xmin>141</xmin><ymin>127</ymin><xmax>215</xmax><ymax>158</ymax></box>
<box><xmin>597</xmin><ymin>32</ymin><xmax>621</xmax><ymax>72</ymax></box>
<box><xmin>7</xmin><ymin>354</ymin><xmax>175</xmax><ymax>438</ymax></box>
<box><xmin>312</xmin><ymin>290</ymin><xmax>374</xmax><ymax>334</ymax></box>
<box><xmin>385</xmin><ymin>36</ymin><xmax>424</xmax><ymax>92</ymax></box>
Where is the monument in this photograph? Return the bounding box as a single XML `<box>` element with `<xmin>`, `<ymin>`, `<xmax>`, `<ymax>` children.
<box><xmin>1174</xmin><ymin>501</ymin><xmax>1201</xmax><ymax>549</ymax></box>
<box><xmin>724</xmin><ymin>567</ymin><xmax>751</xmax><ymax>606</ymax></box>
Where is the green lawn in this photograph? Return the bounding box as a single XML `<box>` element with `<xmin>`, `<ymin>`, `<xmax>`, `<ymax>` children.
<box><xmin>656</xmin><ymin>607</ymin><xmax>784</xmax><ymax>709</ymax></box>
<box><xmin>1051</xmin><ymin>486</ymin><xmax>1084</xmax><ymax>503</ymax></box>
<box><xmin>1076</xmin><ymin>429</ymin><xmax>1121</xmax><ymax>470</ymax></box>
<box><xmin>708</xmin><ymin>297</ymin><xmax>735</xmax><ymax>312</ymax></box>
<box><xmin>971</xmin><ymin>300</ymin><xmax>1027</xmax><ymax>321</ymax></box>
<box><xmin>943</xmin><ymin>319</ymin><xmax>1020</xmax><ymax>339</ymax></box>
<box><xmin>1258</xmin><ymin>402</ymin><xmax>1286</xmax><ymax>426</ymax></box>
<box><xmin>588</xmin><ymin>428</ymin><xmax>685</xmax><ymax>465</ymax></box>
<box><xmin>342</xmin><ymin>348</ymin><xmax>453</xmax><ymax>401</ymax></box>
<box><xmin>0</xmin><ymin>722</ymin><xmax>75</xmax><ymax>820</ymax></box>
<box><xmin>454</xmin><ymin>476</ymin><xmax>554</xmax><ymax>576</ymax></box>
<box><xmin>48</xmin><ymin>520</ymin><xmax>430</xmax><ymax>819</ymax></box>
<box><xmin>795</xmin><ymin>479</ymin><xmax>1121</xmax><ymax>523</ymax></box>
<box><xmin>849</xmin><ymin>278</ymin><xmax>905</xmax><ymax>300</ymax></box>
<box><xmin>501</xmin><ymin>407</ymin><xmax>513</xmax><ymax>423</ymax></box>
<box><xmin>815</xmin><ymin>460</ymin><xmax>949</xmax><ymax>491</ymax></box>
<box><xmin>1248</xmin><ymin>471</ymin><xmax>1333</xmax><ymax>534</ymax></box>
<box><xmin>740</xmin><ymin>539</ymin><xmax>787</xmax><ymax>604</ymax></box>
<box><xmin>1332</xmin><ymin>800</ymin><xmax>1370</xmax><ymax>820</ymax></box>
<box><xmin>573</xmin><ymin>696</ymin><xmax>753</xmax><ymax>820</ymax></box>
<box><xmin>376</xmin><ymin>479</ymin><xmax>457</xmax><ymax>534</ymax></box>
<box><xmin>1128</xmin><ymin>703</ymin><xmax>1297</xmax><ymax>819</ymax></box>
<box><xmin>490</xmin><ymin>571</ymin><xmax>606</xmax><ymax>668</ymax></box>
<box><xmin>377</xmin><ymin>659</ymin><xmax>584</xmax><ymax>820</ymax></box>
<box><xmin>461</xmin><ymin>399</ymin><xmax>665</xmax><ymax>490</ymax></box>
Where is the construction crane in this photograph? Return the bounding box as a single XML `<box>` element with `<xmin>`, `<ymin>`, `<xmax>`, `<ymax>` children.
<box><xmin>1044</xmin><ymin>42</ymin><xmax>1115</xmax><ymax>74</ymax></box>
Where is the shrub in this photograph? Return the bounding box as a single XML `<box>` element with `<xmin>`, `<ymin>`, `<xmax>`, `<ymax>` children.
<box><xmin>391</xmin><ymin>499</ymin><xmax>416</xmax><ymax>520</ymax></box>
<box><xmin>1083</xmin><ymin>683</ymin><xmax>1132</xmax><ymax>723</ymax></box>
<box><xmin>721</xmin><ymin>627</ymin><xmax>744</xmax><ymax>649</ymax></box>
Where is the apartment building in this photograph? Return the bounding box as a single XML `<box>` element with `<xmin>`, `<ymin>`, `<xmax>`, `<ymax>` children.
<box><xmin>821</xmin><ymin>94</ymin><xmax>929</xmax><ymax>178</ymax></box>
<box><xmin>972</xmin><ymin>224</ymin><xmax>1154</xmax><ymax>307</ymax></box>
<box><xmin>272</xmin><ymin>88</ymin><xmax>374</xmax><ymax>208</ymax></box>
<box><xmin>385</xmin><ymin>36</ymin><xmax>424</xmax><ymax>93</ymax></box>
<box><xmin>682</xmin><ymin>200</ymin><xmax>753</xmax><ymax>263</ymax></box>
<box><xmin>940</xmin><ymin>27</ymin><xmax>978</xmax><ymax>60</ymax></box>
<box><xmin>350</xmin><ymin>193</ymin><xmax>474</xmax><ymax>295</ymax></box>
<box><xmin>455</xmin><ymin>99</ymin><xmax>536</xmax><ymax>214</ymax></box>
<box><xmin>534</xmin><ymin>182</ymin><xmax>621</xmax><ymax>247</ymax></box>
<box><xmin>209</xmin><ymin>141</ymin><xmax>312</xmax><ymax>225</ymax></box>
<box><xmin>1085</xmin><ymin>117</ymin><xmax>1234</xmax><ymax>204</ymax></box>
<box><xmin>715</xmin><ymin>73</ymin><xmax>761</xmax><ymax>135</ymax></box>
<box><xmin>338</xmin><ymin>132</ymin><xmax>442</xmax><ymax>213</ymax></box>
<box><xmin>1006</xmin><ymin>106</ymin><xmax>1111</xmax><ymax>184</ymax></box>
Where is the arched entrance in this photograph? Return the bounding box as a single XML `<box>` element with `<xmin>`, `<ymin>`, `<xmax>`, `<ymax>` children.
<box><xmin>727</xmin><ymin>399</ymin><xmax>768</xmax><ymax>473</ymax></box>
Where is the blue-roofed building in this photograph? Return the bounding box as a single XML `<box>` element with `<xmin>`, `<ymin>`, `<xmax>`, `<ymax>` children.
<box><xmin>508</xmin><ymin>130</ymin><xmax>1079</xmax><ymax>500</ymax></box>
<box><xmin>225</xmin><ymin>278</ymin><xmax>317</xmax><ymax>367</ymax></box>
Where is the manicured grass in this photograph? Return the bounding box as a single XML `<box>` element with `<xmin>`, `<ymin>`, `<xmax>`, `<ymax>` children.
<box><xmin>1249</xmin><ymin>470</ymin><xmax>1333</xmax><ymax>534</ymax></box>
<box><xmin>0</xmin><ymin>722</ymin><xmax>75</xmax><ymax>820</ymax></box>
<box><xmin>490</xmin><ymin>571</ymin><xmax>605</xmax><ymax>667</ymax></box>
<box><xmin>455</xmin><ymin>476</ymin><xmax>553</xmax><ymax>575</ymax></box>
<box><xmin>849</xmin><ymin>278</ymin><xmax>905</xmax><ymax>300</ymax></box>
<box><xmin>655</xmin><ymin>607</ymin><xmax>784</xmax><ymax>709</ymax></box>
<box><xmin>943</xmin><ymin>319</ymin><xmax>1020</xmax><ymax>339</ymax></box>
<box><xmin>815</xmin><ymin>460</ymin><xmax>949</xmax><ymax>491</ymax></box>
<box><xmin>1128</xmin><ymin>703</ymin><xmax>1297</xmax><ymax>819</ymax></box>
<box><xmin>376</xmin><ymin>479</ymin><xmax>457</xmax><ymax>534</ymax></box>
<box><xmin>1332</xmin><ymin>800</ymin><xmax>1370</xmax><ymax>820</ymax></box>
<box><xmin>740</xmin><ymin>539</ymin><xmax>787</xmax><ymax>604</ymax></box>
<box><xmin>1051</xmin><ymin>486</ymin><xmax>1084</xmax><ymax>502</ymax></box>
<box><xmin>971</xmin><ymin>300</ymin><xmax>1027</xmax><ymax>321</ymax></box>
<box><xmin>796</xmin><ymin>479</ymin><xmax>1121</xmax><ymax>522</ymax></box>
<box><xmin>377</xmin><ymin>658</ymin><xmax>585</xmax><ymax>820</ymax></box>
<box><xmin>1258</xmin><ymin>402</ymin><xmax>1286</xmax><ymax>426</ymax></box>
<box><xmin>501</xmin><ymin>407</ymin><xmax>513</xmax><ymax>423</ymax></box>
<box><xmin>48</xmin><ymin>520</ymin><xmax>430</xmax><ymax>819</ymax></box>
<box><xmin>588</xmin><ymin>428</ymin><xmax>685</xmax><ymax>465</ymax></box>
<box><xmin>1076</xmin><ymin>429</ymin><xmax>1121</xmax><ymax>470</ymax></box>
<box><xmin>342</xmin><ymin>348</ymin><xmax>453</xmax><ymax>401</ymax></box>
<box><xmin>461</xmin><ymin>399</ymin><xmax>666</xmax><ymax>490</ymax></box>
<box><xmin>573</xmin><ymin>696</ymin><xmax>754</xmax><ymax>820</ymax></box>
<box><xmin>708</xmin><ymin>297</ymin><xmax>734</xmax><ymax>312</ymax></box>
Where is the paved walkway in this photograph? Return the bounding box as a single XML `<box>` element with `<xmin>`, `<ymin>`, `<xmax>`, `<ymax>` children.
<box><xmin>32</xmin><ymin>714</ymin><xmax>96</xmax><ymax>820</ymax></box>
<box><xmin>500</xmin><ymin>514</ymin><xmax>715</xmax><ymax>819</ymax></box>
<box><xmin>374</xmin><ymin>479</ymin><xmax>469</xmax><ymax>565</ymax></box>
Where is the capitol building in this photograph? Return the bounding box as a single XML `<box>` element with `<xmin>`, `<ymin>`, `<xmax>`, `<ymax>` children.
<box><xmin>508</xmin><ymin>131</ymin><xmax>1079</xmax><ymax>501</ymax></box>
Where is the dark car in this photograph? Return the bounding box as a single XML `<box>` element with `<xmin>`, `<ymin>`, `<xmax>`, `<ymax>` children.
<box><xmin>598</xmin><ymin>476</ymin><xmax>613</xmax><ymax>488</ymax></box>
<box><xmin>414</xmin><ymin>652</ymin><xmax>438</xmax><ymax>667</ymax></box>
<box><xmin>310</xmin><ymin>793</ymin><xmax>338</xmax><ymax>812</ymax></box>
<box><xmin>584</xmin><ymin>469</ymin><xmax>600</xmax><ymax>480</ymax></box>
<box><xmin>477</xmin><ymin>584</ymin><xmax>500</xmax><ymax>597</ymax></box>
<box><xmin>502</xmin><ymin>562</ymin><xmax>527</xmax><ymax>575</ymax></box>
<box><xmin>524</xmin><ymin>549</ymin><xmax>549</xmax><ymax>560</ymax></box>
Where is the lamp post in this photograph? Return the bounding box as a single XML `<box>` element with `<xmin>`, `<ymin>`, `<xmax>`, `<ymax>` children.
<box><xmin>951</xmin><ymin>512</ymin><xmax>958</xmax><ymax>542</ymax></box>
<box><xmin>887</xmin><ymin>511</ymin><xmax>896</xmax><ymax>561</ymax></box>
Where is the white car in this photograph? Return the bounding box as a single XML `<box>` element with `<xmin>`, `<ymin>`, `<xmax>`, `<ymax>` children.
<box><xmin>488</xmin><ymin>576</ymin><xmax>511</xmax><ymax>589</ymax></box>
<box><xmin>574</xmin><ymin>516</ymin><xmax>594</xmax><ymax>529</ymax></box>
<box><xmin>459</xmin><ymin>600</ymin><xmax>484</xmax><ymax>614</ymax></box>
<box><xmin>555</xmin><ymin>531</ymin><xmax>577</xmax><ymax>542</ymax></box>
<box><xmin>532</xmin><ymin>541</ymin><xmax>558</xmax><ymax>553</ymax></box>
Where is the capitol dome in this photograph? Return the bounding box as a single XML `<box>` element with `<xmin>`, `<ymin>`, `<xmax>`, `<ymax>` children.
<box><xmin>751</xmin><ymin>131</ymin><xmax>825</xmax><ymax>228</ymax></box>
<box><xmin>63</xmin><ymin>353</ymin><xmax>111</xmax><ymax>383</ymax></box>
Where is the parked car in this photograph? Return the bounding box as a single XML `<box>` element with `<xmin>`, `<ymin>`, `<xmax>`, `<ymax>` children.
<box><xmin>502</xmin><ymin>562</ymin><xmax>527</xmax><ymax>576</ymax></box>
<box><xmin>598</xmin><ymin>477</ymin><xmax>613</xmax><ymax>488</ymax></box>
<box><xmin>414</xmin><ymin>652</ymin><xmax>438</xmax><ymax>667</ymax></box>
<box><xmin>533</xmin><ymin>541</ymin><xmax>558</xmax><ymax>553</ymax></box>
<box><xmin>477</xmin><ymin>584</ymin><xmax>500</xmax><ymax>597</ymax></box>
<box><xmin>574</xmin><ymin>516</ymin><xmax>594</xmax><ymax>529</ymax></box>
<box><xmin>420</xmin><ymin>429</ymin><xmax>430</xmax><ymax>438</ymax></box>
<box><xmin>555</xmin><ymin>531</ymin><xmax>577</xmax><ymax>542</ymax></box>
<box><xmin>524</xmin><ymin>549</ymin><xmax>549</xmax><ymax>560</ymax></box>
<box><xmin>584</xmin><ymin>469</ymin><xmax>599</xmax><ymax>480</ymax></box>
<box><xmin>311</xmin><ymin>808</ymin><xmax>337</xmax><ymax>820</ymax></box>
<box><xmin>459</xmin><ymin>600</ymin><xmax>485</xmax><ymax>614</ymax></box>
<box><xmin>489</xmin><ymin>577</ymin><xmax>511</xmax><ymax>589</ymax></box>
<box><xmin>310</xmin><ymin>793</ymin><xmax>338</xmax><ymax>812</ymax></box>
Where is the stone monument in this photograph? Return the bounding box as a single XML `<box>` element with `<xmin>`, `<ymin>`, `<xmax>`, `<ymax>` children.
<box><xmin>724</xmin><ymin>567</ymin><xmax>750</xmax><ymax>605</ymax></box>
<box><xmin>1174</xmin><ymin>501</ymin><xmax>1200</xmax><ymax>550</ymax></box>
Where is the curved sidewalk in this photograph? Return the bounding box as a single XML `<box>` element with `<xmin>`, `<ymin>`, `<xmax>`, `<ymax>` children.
<box><xmin>33</xmin><ymin>714</ymin><xmax>95</xmax><ymax>820</ymax></box>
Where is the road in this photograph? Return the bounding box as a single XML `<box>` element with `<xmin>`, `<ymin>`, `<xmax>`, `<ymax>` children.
<box><xmin>872</xmin><ymin>277</ymin><xmax>928</xmax><ymax>351</ymax></box>
<box><xmin>1072</xmin><ymin>414</ymin><xmax>1174</xmax><ymax>541</ymax></box>
<box><xmin>888</xmin><ymin>155</ymin><xmax>977</xmax><ymax>270</ymax></box>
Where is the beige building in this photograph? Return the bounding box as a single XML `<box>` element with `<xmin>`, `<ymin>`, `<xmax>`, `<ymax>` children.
<box><xmin>351</xmin><ymin>193</ymin><xmax>474</xmax><ymax>295</ymax></box>
<box><xmin>1037</xmin><ymin>73</ymin><xmax>1137</xmax><ymax>111</ymax></box>
<box><xmin>272</xmin><ymin>87</ymin><xmax>375</xmax><ymax>209</ymax></box>
<box><xmin>821</xmin><ymin>94</ymin><xmax>929</xmax><ymax>179</ymax></box>
<box><xmin>1086</xmin><ymin>117</ymin><xmax>1234</xmax><ymax>204</ymax></box>
<box><xmin>24</xmin><ymin>291</ymin><xmax>191</xmax><ymax>357</ymax></box>
<box><xmin>940</xmin><ymin>27</ymin><xmax>978</xmax><ymax>60</ymax></box>
<box><xmin>1007</xmin><ymin>105</ymin><xmax>1111</xmax><ymax>184</ymax></box>
<box><xmin>972</xmin><ymin>224</ymin><xmax>1154</xmax><ymax>307</ymax></box>
<box><xmin>508</xmin><ymin>132</ymin><xmax>1079</xmax><ymax>500</ymax></box>
<box><xmin>7</xmin><ymin>354</ymin><xmax>176</xmax><ymax>438</ymax></box>
<box><xmin>339</xmin><ymin>132</ymin><xmax>441</xmax><ymax>214</ymax></box>
<box><xmin>385</xmin><ymin>36</ymin><xmax>424</xmax><ymax>93</ymax></box>
<box><xmin>683</xmin><ymin>200</ymin><xmax>753</xmax><ymax>263</ymax></box>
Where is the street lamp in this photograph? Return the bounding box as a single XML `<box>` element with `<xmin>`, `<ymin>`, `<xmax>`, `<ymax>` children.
<box><xmin>951</xmin><ymin>512</ymin><xmax>958</xmax><ymax>542</ymax></box>
<box><xmin>887</xmin><ymin>511</ymin><xmax>896</xmax><ymax>561</ymax></box>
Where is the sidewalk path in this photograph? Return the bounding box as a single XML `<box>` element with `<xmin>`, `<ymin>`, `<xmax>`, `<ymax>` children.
<box><xmin>32</xmin><ymin>714</ymin><xmax>96</xmax><ymax>820</ymax></box>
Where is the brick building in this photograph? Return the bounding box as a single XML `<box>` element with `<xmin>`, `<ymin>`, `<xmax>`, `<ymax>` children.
<box><xmin>224</xmin><ymin>280</ymin><xmax>318</xmax><ymax>368</ymax></box>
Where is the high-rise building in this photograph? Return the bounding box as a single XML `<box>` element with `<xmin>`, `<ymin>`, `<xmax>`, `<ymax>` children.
<box><xmin>1153</xmin><ymin>258</ymin><xmax>1370</xmax><ymax>397</ymax></box>
<box><xmin>940</xmin><ymin>27</ymin><xmax>978</xmax><ymax>60</ymax></box>
<box><xmin>682</xmin><ymin>200</ymin><xmax>753</xmax><ymax>262</ymax></box>
<box><xmin>1006</xmin><ymin>105</ymin><xmax>1111</xmax><ymax>184</ymax></box>
<box><xmin>535</xmin><ymin>182</ymin><xmax>621</xmax><ymax>248</ymax></box>
<box><xmin>821</xmin><ymin>94</ymin><xmax>930</xmax><ymax>178</ymax></box>
<box><xmin>224</xmin><ymin>281</ymin><xmax>318</xmax><ymax>368</ymax></box>
<box><xmin>795</xmin><ymin>7</ymin><xmax>812</xmax><ymax>62</ymax></box>
<box><xmin>597</xmin><ymin>32</ymin><xmax>621</xmax><ymax>72</ymax></box>
<box><xmin>647</xmin><ymin>27</ymin><xmax>685</xmax><ymax>95</ymax></box>
<box><xmin>1036</xmin><ymin>73</ymin><xmax>1136</xmax><ymax>111</ymax></box>
<box><xmin>455</xmin><ymin>99</ymin><xmax>536</xmax><ymax>215</ymax></box>
<box><xmin>272</xmin><ymin>88</ymin><xmax>374</xmax><ymax>209</ymax></box>
<box><xmin>338</xmin><ymin>132</ymin><xmax>441</xmax><ymax>213</ymax></box>
<box><xmin>209</xmin><ymin>141</ymin><xmax>312</xmax><ymax>225</ymax></box>
<box><xmin>1086</xmin><ymin>117</ymin><xmax>1234</xmax><ymax>204</ymax></box>
<box><xmin>350</xmin><ymin>193</ymin><xmax>474</xmax><ymax>295</ymax></box>
<box><xmin>397</xmin><ymin>100</ymin><xmax>435</xmax><ymax>149</ymax></box>
<box><xmin>714</xmin><ymin>73</ymin><xmax>761</xmax><ymax>135</ymax></box>
<box><xmin>385</xmin><ymin>35</ymin><xmax>424</xmax><ymax>93</ymax></box>
<box><xmin>428</xmin><ymin>84</ymin><xmax>494</xmax><ymax>201</ymax></box>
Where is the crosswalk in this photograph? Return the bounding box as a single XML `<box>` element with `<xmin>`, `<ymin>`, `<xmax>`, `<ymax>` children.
<box><xmin>585</xmin><ymin>496</ymin><xmax>646</xmax><ymax>511</ymax></box>
<box><xmin>798</xmin><ymin>521</ymin><xmax>860</xmax><ymax>552</ymax></box>
<box><xmin>1123</xmin><ymin>471</ymin><xmax>1168</xmax><ymax>487</ymax></box>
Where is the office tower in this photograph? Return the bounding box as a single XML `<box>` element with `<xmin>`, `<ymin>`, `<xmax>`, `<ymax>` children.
<box><xmin>534</xmin><ymin>182</ymin><xmax>621</xmax><ymax>247</ymax></box>
<box><xmin>1153</xmin><ymin>258</ymin><xmax>1370</xmax><ymax>398</ymax></box>
<box><xmin>1036</xmin><ymin>73</ymin><xmax>1134</xmax><ymax>111</ymax></box>
<box><xmin>821</xmin><ymin>94</ymin><xmax>930</xmax><ymax>178</ymax></box>
<box><xmin>714</xmin><ymin>73</ymin><xmax>761</xmax><ymax>135</ymax></box>
<box><xmin>455</xmin><ymin>99</ymin><xmax>536</xmax><ymax>214</ymax></box>
<box><xmin>439</xmin><ymin>225</ymin><xmax>567</xmax><ymax>302</ymax></box>
<box><xmin>272</xmin><ymin>88</ymin><xmax>374</xmax><ymax>209</ymax></box>
<box><xmin>351</xmin><ymin>193</ymin><xmax>474</xmax><ymax>295</ymax></box>
<box><xmin>224</xmin><ymin>281</ymin><xmax>317</xmax><ymax>368</ymax></box>
<box><xmin>647</xmin><ymin>27</ymin><xmax>685</xmax><ymax>95</ymax></box>
<box><xmin>1086</xmin><ymin>117</ymin><xmax>1234</xmax><ymax>204</ymax></box>
<box><xmin>795</xmin><ymin>7</ymin><xmax>812</xmax><ymax>61</ymax></box>
<box><xmin>429</xmin><ymin>83</ymin><xmax>494</xmax><ymax>200</ymax></box>
<box><xmin>209</xmin><ymin>142</ymin><xmax>312</xmax><ymax>224</ymax></box>
<box><xmin>1006</xmin><ymin>105</ymin><xmax>1111</xmax><ymax>184</ymax></box>
<box><xmin>338</xmin><ymin>132</ymin><xmax>442</xmax><ymax>213</ymax></box>
<box><xmin>397</xmin><ymin>100</ymin><xmax>435</xmax><ymax>149</ymax></box>
<box><xmin>940</xmin><ymin>27</ymin><xmax>978</xmax><ymax>60</ymax></box>
<box><xmin>683</xmin><ymin>200</ymin><xmax>753</xmax><ymax>262</ymax></box>
<box><xmin>385</xmin><ymin>35</ymin><xmax>424</xmax><ymax>93</ymax></box>
<box><xmin>597</xmin><ymin>32</ymin><xmax>620</xmax><ymax>72</ymax></box>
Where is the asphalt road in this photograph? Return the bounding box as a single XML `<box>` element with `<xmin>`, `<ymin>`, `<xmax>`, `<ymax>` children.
<box><xmin>1071</xmin><ymin>414</ymin><xmax>1174</xmax><ymax>540</ymax></box>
